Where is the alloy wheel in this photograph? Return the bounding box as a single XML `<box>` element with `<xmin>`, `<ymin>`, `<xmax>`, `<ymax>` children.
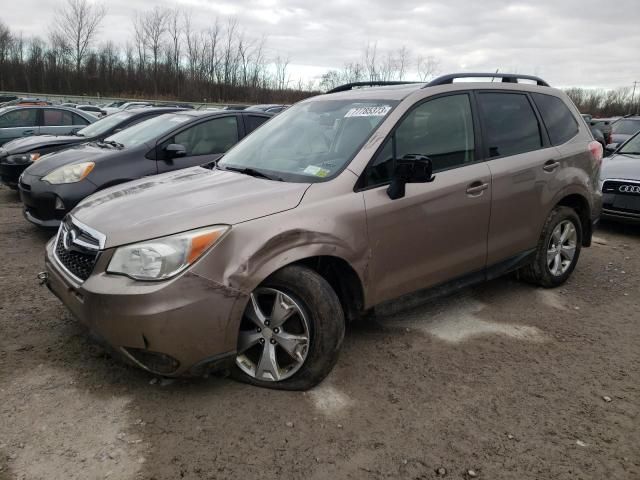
<box><xmin>547</xmin><ymin>220</ymin><xmax>577</xmax><ymax>276</ymax></box>
<box><xmin>236</xmin><ymin>288</ymin><xmax>310</xmax><ymax>382</ymax></box>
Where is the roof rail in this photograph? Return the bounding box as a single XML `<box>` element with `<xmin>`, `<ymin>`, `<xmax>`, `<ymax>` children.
<box><xmin>424</xmin><ymin>73</ymin><xmax>550</xmax><ymax>87</ymax></box>
<box><xmin>326</xmin><ymin>81</ymin><xmax>422</xmax><ymax>94</ymax></box>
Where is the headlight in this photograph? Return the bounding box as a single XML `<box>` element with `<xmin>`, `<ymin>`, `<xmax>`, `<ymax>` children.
<box><xmin>42</xmin><ymin>162</ymin><xmax>95</xmax><ymax>184</ymax></box>
<box><xmin>107</xmin><ymin>225</ymin><xmax>229</xmax><ymax>281</ymax></box>
<box><xmin>5</xmin><ymin>153</ymin><xmax>40</xmax><ymax>164</ymax></box>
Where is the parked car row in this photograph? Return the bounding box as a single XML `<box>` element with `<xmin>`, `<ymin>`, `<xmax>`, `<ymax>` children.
<box><xmin>17</xmin><ymin>72</ymin><xmax>613</xmax><ymax>391</ymax></box>
<box><xmin>581</xmin><ymin>113</ymin><xmax>640</xmax><ymax>155</ymax></box>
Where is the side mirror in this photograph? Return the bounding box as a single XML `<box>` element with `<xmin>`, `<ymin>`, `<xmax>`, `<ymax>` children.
<box><xmin>164</xmin><ymin>143</ymin><xmax>187</xmax><ymax>159</ymax></box>
<box><xmin>387</xmin><ymin>154</ymin><xmax>435</xmax><ymax>200</ymax></box>
<box><xmin>604</xmin><ymin>143</ymin><xmax>618</xmax><ymax>156</ymax></box>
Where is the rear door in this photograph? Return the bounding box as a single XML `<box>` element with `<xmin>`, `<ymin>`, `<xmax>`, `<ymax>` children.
<box><xmin>361</xmin><ymin>93</ymin><xmax>492</xmax><ymax>304</ymax></box>
<box><xmin>156</xmin><ymin>115</ymin><xmax>241</xmax><ymax>173</ymax></box>
<box><xmin>477</xmin><ymin>91</ymin><xmax>562</xmax><ymax>265</ymax></box>
<box><xmin>0</xmin><ymin>108</ymin><xmax>39</xmax><ymax>145</ymax></box>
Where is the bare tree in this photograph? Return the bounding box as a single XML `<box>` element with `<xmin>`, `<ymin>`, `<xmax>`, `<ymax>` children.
<box><xmin>53</xmin><ymin>0</ymin><xmax>107</xmax><ymax>73</ymax></box>
<box><xmin>136</xmin><ymin>7</ymin><xmax>169</xmax><ymax>95</ymax></box>
<box><xmin>416</xmin><ymin>55</ymin><xmax>440</xmax><ymax>81</ymax></box>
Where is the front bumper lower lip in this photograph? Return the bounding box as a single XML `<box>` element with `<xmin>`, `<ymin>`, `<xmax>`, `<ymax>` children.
<box><xmin>43</xmin><ymin>238</ymin><xmax>246</xmax><ymax>377</ymax></box>
<box><xmin>24</xmin><ymin>208</ymin><xmax>62</xmax><ymax>228</ymax></box>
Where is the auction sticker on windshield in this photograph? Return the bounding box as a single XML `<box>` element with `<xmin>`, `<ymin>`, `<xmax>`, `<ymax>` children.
<box><xmin>303</xmin><ymin>165</ymin><xmax>331</xmax><ymax>177</ymax></box>
<box><xmin>345</xmin><ymin>106</ymin><xmax>392</xmax><ymax>117</ymax></box>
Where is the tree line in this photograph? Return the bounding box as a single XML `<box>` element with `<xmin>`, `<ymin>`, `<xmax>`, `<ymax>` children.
<box><xmin>0</xmin><ymin>0</ymin><xmax>637</xmax><ymax>115</ymax></box>
<box><xmin>565</xmin><ymin>87</ymin><xmax>639</xmax><ymax>118</ymax></box>
<box><xmin>0</xmin><ymin>0</ymin><xmax>313</xmax><ymax>104</ymax></box>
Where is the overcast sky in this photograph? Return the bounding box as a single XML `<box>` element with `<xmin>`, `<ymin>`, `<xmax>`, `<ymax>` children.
<box><xmin>4</xmin><ymin>0</ymin><xmax>640</xmax><ymax>89</ymax></box>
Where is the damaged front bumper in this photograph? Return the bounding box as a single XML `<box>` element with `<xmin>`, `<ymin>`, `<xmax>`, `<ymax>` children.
<box><xmin>43</xmin><ymin>237</ymin><xmax>247</xmax><ymax>377</ymax></box>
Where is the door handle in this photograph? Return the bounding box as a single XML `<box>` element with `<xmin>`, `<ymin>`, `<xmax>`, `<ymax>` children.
<box><xmin>543</xmin><ymin>160</ymin><xmax>560</xmax><ymax>172</ymax></box>
<box><xmin>466</xmin><ymin>181</ymin><xmax>489</xmax><ymax>195</ymax></box>
<box><xmin>22</xmin><ymin>130</ymin><xmax>35</xmax><ymax>135</ymax></box>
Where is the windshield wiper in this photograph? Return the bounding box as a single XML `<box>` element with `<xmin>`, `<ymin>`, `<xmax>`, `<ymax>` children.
<box><xmin>221</xmin><ymin>165</ymin><xmax>283</xmax><ymax>181</ymax></box>
<box><xmin>74</xmin><ymin>132</ymin><xmax>85</xmax><ymax>137</ymax></box>
<box><xmin>621</xmin><ymin>151</ymin><xmax>640</xmax><ymax>155</ymax></box>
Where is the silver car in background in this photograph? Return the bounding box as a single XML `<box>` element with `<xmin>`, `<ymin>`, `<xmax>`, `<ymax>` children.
<box><xmin>0</xmin><ymin>106</ymin><xmax>96</xmax><ymax>145</ymax></box>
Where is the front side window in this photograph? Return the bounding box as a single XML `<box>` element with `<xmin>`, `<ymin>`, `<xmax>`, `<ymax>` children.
<box><xmin>76</xmin><ymin>111</ymin><xmax>135</xmax><ymax>137</ymax></box>
<box><xmin>363</xmin><ymin>94</ymin><xmax>475</xmax><ymax>187</ymax></box>
<box><xmin>169</xmin><ymin>116</ymin><xmax>239</xmax><ymax>156</ymax></box>
<box><xmin>532</xmin><ymin>93</ymin><xmax>578</xmax><ymax>145</ymax></box>
<box><xmin>619</xmin><ymin>132</ymin><xmax>640</xmax><ymax>155</ymax></box>
<box><xmin>218</xmin><ymin>99</ymin><xmax>399</xmax><ymax>182</ymax></box>
<box><xmin>0</xmin><ymin>109</ymin><xmax>38</xmax><ymax>127</ymax></box>
<box><xmin>478</xmin><ymin>92</ymin><xmax>542</xmax><ymax>157</ymax></box>
<box><xmin>612</xmin><ymin>119</ymin><xmax>640</xmax><ymax>136</ymax></box>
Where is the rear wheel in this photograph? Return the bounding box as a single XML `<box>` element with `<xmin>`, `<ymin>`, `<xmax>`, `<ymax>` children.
<box><xmin>520</xmin><ymin>206</ymin><xmax>582</xmax><ymax>287</ymax></box>
<box><xmin>232</xmin><ymin>265</ymin><xmax>345</xmax><ymax>390</ymax></box>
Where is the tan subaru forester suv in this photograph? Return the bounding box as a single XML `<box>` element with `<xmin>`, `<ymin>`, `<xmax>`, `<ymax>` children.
<box><xmin>43</xmin><ymin>73</ymin><xmax>603</xmax><ymax>390</ymax></box>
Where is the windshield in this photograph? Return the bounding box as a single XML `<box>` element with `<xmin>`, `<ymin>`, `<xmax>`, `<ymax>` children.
<box><xmin>612</xmin><ymin>119</ymin><xmax>640</xmax><ymax>136</ymax></box>
<box><xmin>76</xmin><ymin>111</ymin><xmax>135</xmax><ymax>137</ymax></box>
<box><xmin>104</xmin><ymin>113</ymin><xmax>190</xmax><ymax>148</ymax></box>
<box><xmin>619</xmin><ymin>132</ymin><xmax>640</xmax><ymax>154</ymax></box>
<box><xmin>218</xmin><ymin>99</ymin><xmax>398</xmax><ymax>182</ymax></box>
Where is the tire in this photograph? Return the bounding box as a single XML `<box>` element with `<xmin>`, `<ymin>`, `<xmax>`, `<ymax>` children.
<box><xmin>520</xmin><ymin>206</ymin><xmax>582</xmax><ymax>288</ymax></box>
<box><xmin>232</xmin><ymin>265</ymin><xmax>345</xmax><ymax>390</ymax></box>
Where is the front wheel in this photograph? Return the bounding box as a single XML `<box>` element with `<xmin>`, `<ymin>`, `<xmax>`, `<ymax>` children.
<box><xmin>232</xmin><ymin>265</ymin><xmax>345</xmax><ymax>390</ymax></box>
<box><xmin>520</xmin><ymin>206</ymin><xmax>582</xmax><ymax>288</ymax></box>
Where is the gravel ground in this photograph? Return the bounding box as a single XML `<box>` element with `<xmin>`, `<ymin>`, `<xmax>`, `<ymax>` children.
<box><xmin>1</xmin><ymin>184</ymin><xmax>639</xmax><ymax>480</ymax></box>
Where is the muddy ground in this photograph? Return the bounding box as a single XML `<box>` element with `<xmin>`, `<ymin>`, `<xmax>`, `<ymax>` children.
<box><xmin>0</xmin><ymin>184</ymin><xmax>638</xmax><ymax>480</ymax></box>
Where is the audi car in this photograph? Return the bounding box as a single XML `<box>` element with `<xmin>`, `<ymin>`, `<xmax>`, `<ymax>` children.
<box><xmin>600</xmin><ymin>130</ymin><xmax>640</xmax><ymax>223</ymax></box>
<box><xmin>20</xmin><ymin>109</ymin><xmax>273</xmax><ymax>228</ymax></box>
<box><xmin>0</xmin><ymin>107</ymin><xmax>183</xmax><ymax>189</ymax></box>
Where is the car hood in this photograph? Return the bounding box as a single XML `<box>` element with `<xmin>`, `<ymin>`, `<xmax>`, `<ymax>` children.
<box><xmin>601</xmin><ymin>153</ymin><xmax>640</xmax><ymax>181</ymax></box>
<box><xmin>2</xmin><ymin>134</ymin><xmax>85</xmax><ymax>154</ymax></box>
<box><xmin>72</xmin><ymin>167</ymin><xmax>311</xmax><ymax>248</ymax></box>
<box><xmin>23</xmin><ymin>143</ymin><xmax>120</xmax><ymax>177</ymax></box>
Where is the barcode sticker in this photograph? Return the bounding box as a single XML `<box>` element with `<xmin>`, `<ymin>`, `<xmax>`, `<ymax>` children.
<box><xmin>344</xmin><ymin>106</ymin><xmax>392</xmax><ymax>118</ymax></box>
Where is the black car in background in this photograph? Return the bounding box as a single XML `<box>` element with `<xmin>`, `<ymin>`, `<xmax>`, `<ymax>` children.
<box><xmin>609</xmin><ymin>115</ymin><xmax>640</xmax><ymax>150</ymax></box>
<box><xmin>246</xmin><ymin>104</ymin><xmax>290</xmax><ymax>114</ymax></box>
<box><xmin>0</xmin><ymin>108</ymin><xmax>182</xmax><ymax>188</ymax></box>
<box><xmin>19</xmin><ymin>109</ymin><xmax>273</xmax><ymax>227</ymax></box>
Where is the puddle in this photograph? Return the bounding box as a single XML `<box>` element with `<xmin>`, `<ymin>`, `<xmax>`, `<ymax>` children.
<box><xmin>307</xmin><ymin>384</ymin><xmax>354</xmax><ymax>416</ymax></box>
<box><xmin>377</xmin><ymin>295</ymin><xmax>547</xmax><ymax>344</ymax></box>
<box><xmin>3</xmin><ymin>366</ymin><xmax>144</xmax><ymax>480</ymax></box>
<box><xmin>536</xmin><ymin>289</ymin><xmax>568</xmax><ymax>311</ymax></box>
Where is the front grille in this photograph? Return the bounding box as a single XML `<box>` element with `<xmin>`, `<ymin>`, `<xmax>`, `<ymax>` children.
<box><xmin>602</xmin><ymin>180</ymin><xmax>640</xmax><ymax>196</ymax></box>
<box><xmin>54</xmin><ymin>219</ymin><xmax>100</xmax><ymax>281</ymax></box>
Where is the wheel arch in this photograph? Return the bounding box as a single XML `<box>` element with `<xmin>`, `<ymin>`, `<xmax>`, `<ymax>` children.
<box><xmin>554</xmin><ymin>192</ymin><xmax>592</xmax><ymax>246</ymax></box>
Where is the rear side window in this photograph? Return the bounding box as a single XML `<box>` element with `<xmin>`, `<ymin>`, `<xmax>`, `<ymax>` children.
<box><xmin>478</xmin><ymin>93</ymin><xmax>542</xmax><ymax>158</ymax></box>
<box><xmin>245</xmin><ymin>115</ymin><xmax>269</xmax><ymax>133</ymax></box>
<box><xmin>532</xmin><ymin>93</ymin><xmax>578</xmax><ymax>145</ymax></box>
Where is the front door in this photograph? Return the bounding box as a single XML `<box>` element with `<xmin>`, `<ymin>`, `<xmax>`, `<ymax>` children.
<box><xmin>0</xmin><ymin>108</ymin><xmax>39</xmax><ymax>145</ymax></box>
<box><xmin>361</xmin><ymin>93</ymin><xmax>492</xmax><ymax>304</ymax></box>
